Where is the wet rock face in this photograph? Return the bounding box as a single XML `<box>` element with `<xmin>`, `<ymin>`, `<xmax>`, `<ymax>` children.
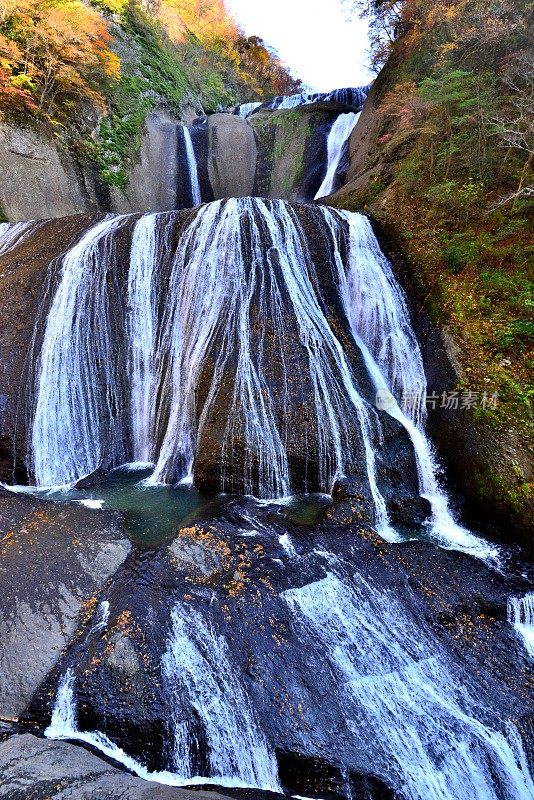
<box><xmin>277</xmin><ymin>752</ymin><xmax>395</xmax><ymax>800</ymax></box>
<box><xmin>328</xmin><ymin>476</ymin><xmax>376</xmax><ymax>524</ymax></box>
<box><xmin>0</xmin><ymin>491</ymin><xmax>130</xmax><ymax>720</ymax></box>
<box><xmin>0</xmin><ymin>734</ymin><xmax>239</xmax><ymax>800</ymax></box>
<box><xmin>250</xmin><ymin>109</ymin><xmax>332</xmax><ymax>202</ymax></box>
<box><xmin>24</xmin><ymin>497</ymin><xmax>532</xmax><ymax>798</ymax></box>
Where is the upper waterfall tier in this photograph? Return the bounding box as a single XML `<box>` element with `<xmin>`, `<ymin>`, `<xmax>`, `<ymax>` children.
<box><xmin>235</xmin><ymin>85</ymin><xmax>371</xmax><ymax>118</ymax></box>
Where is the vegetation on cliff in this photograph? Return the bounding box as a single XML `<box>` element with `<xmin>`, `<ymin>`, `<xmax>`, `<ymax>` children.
<box><xmin>0</xmin><ymin>0</ymin><xmax>300</xmax><ymax>185</ymax></box>
<box><xmin>337</xmin><ymin>0</ymin><xmax>533</xmax><ymax>526</ymax></box>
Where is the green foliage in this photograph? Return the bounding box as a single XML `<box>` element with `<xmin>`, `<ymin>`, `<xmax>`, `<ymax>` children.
<box><xmin>92</xmin><ymin>83</ymin><xmax>156</xmax><ymax>187</ymax></box>
<box><xmin>90</xmin><ymin>3</ymin><xmax>189</xmax><ymax>186</ymax></box>
<box><xmin>121</xmin><ymin>4</ymin><xmax>188</xmax><ymax>109</ymax></box>
<box><xmin>90</xmin><ymin>0</ymin><xmax>128</xmax><ymax>13</ymax></box>
<box><xmin>195</xmin><ymin>69</ymin><xmax>236</xmax><ymax>112</ymax></box>
<box><xmin>0</xmin><ymin>203</ymin><xmax>7</xmax><ymax>223</ymax></box>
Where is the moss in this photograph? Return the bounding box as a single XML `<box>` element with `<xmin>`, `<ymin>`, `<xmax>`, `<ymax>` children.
<box><xmin>88</xmin><ymin>5</ymin><xmax>191</xmax><ymax>187</ymax></box>
<box><xmin>250</xmin><ymin>110</ymin><xmax>311</xmax><ymax>197</ymax></box>
<box><xmin>271</xmin><ymin>113</ymin><xmax>307</xmax><ymax>189</ymax></box>
<box><xmin>0</xmin><ymin>203</ymin><xmax>8</xmax><ymax>223</ymax></box>
<box><xmin>474</xmin><ymin>465</ymin><xmax>532</xmax><ymax>515</ymax></box>
<box><xmin>331</xmin><ymin>177</ymin><xmax>386</xmax><ymax>213</ymax></box>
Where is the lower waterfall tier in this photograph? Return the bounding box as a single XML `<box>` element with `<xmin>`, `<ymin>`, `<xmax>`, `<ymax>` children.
<box><xmin>13</xmin><ymin>493</ymin><xmax>531</xmax><ymax>800</ymax></box>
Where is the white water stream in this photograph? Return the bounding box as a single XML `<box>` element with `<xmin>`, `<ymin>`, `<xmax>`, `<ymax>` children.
<box><xmin>284</xmin><ymin>572</ymin><xmax>534</xmax><ymax>800</ymax></box>
<box><xmin>507</xmin><ymin>593</ymin><xmax>534</xmax><ymax>658</ymax></box>
<box><xmin>314</xmin><ymin>113</ymin><xmax>360</xmax><ymax>199</ymax></box>
<box><xmin>181</xmin><ymin>127</ymin><xmax>202</xmax><ymax>206</ymax></box>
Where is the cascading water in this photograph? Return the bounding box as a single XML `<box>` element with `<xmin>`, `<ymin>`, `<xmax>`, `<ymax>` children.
<box><xmin>148</xmin><ymin>198</ymin><xmax>389</xmax><ymax>525</ymax></box>
<box><xmin>128</xmin><ymin>212</ymin><xmax>175</xmax><ymax>463</ymax></box>
<box><xmin>45</xmin><ymin>669</ymin><xmax>179</xmax><ymax>785</ymax></box>
<box><xmin>283</xmin><ymin>570</ymin><xmax>534</xmax><ymax>800</ymax></box>
<box><xmin>236</xmin><ymin>101</ymin><xmax>262</xmax><ymax>118</ymax></box>
<box><xmin>320</xmin><ymin>208</ymin><xmax>498</xmax><ymax>560</ymax></box>
<box><xmin>45</xmin><ymin>608</ymin><xmax>281</xmax><ymax>791</ymax></box>
<box><xmin>0</xmin><ymin>220</ymin><xmax>41</xmax><ymax>256</ymax></box>
<box><xmin>314</xmin><ymin>112</ymin><xmax>360</xmax><ymax>199</ymax></box>
<box><xmin>179</xmin><ymin>126</ymin><xmax>202</xmax><ymax>206</ymax></box>
<box><xmin>266</xmin><ymin>85</ymin><xmax>369</xmax><ymax>111</ymax></box>
<box><xmin>28</xmin><ymin>197</ymin><xmax>495</xmax><ymax>556</ymax></box>
<box><xmin>30</xmin><ymin>215</ymin><xmax>128</xmax><ymax>487</ymax></box>
<box><xmin>162</xmin><ymin>604</ymin><xmax>281</xmax><ymax>790</ymax></box>
<box><xmin>508</xmin><ymin>593</ymin><xmax>534</xmax><ymax>658</ymax></box>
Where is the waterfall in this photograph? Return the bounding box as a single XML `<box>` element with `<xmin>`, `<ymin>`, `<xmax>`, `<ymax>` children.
<box><xmin>321</xmin><ymin>209</ymin><xmax>498</xmax><ymax>561</ymax></box>
<box><xmin>162</xmin><ymin>603</ymin><xmax>281</xmax><ymax>791</ymax></box>
<box><xmin>31</xmin><ymin>201</ymin><xmax>389</xmax><ymax>504</ymax></box>
<box><xmin>284</xmin><ymin>572</ymin><xmax>534</xmax><ymax>800</ymax></box>
<box><xmin>267</xmin><ymin>85</ymin><xmax>370</xmax><ymax>112</ymax></box>
<box><xmin>279</xmin><ymin>532</ymin><xmax>297</xmax><ymax>557</ymax></box>
<box><xmin>29</xmin><ymin>198</ymin><xmax>495</xmax><ymax>556</ymax></box>
<box><xmin>148</xmin><ymin>198</ymin><xmax>389</xmax><ymax>527</ymax></box>
<box><xmin>236</xmin><ymin>101</ymin><xmax>262</xmax><ymax>118</ymax></box>
<box><xmin>45</xmin><ymin>669</ymin><xmax>77</xmax><ymax>736</ymax></box>
<box><xmin>31</xmin><ymin>215</ymin><xmax>128</xmax><ymax>486</ymax></box>
<box><xmin>314</xmin><ymin>112</ymin><xmax>360</xmax><ymax>199</ymax></box>
<box><xmin>180</xmin><ymin>126</ymin><xmax>202</xmax><ymax>207</ymax></box>
<box><xmin>508</xmin><ymin>593</ymin><xmax>534</xmax><ymax>658</ymax></box>
<box><xmin>0</xmin><ymin>220</ymin><xmax>41</xmax><ymax>256</ymax></box>
<box><xmin>45</xmin><ymin>669</ymin><xmax>176</xmax><ymax>785</ymax></box>
<box><xmin>127</xmin><ymin>213</ymin><xmax>176</xmax><ymax>463</ymax></box>
<box><xmin>45</xmin><ymin>611</ymin><xmax>281</xmax><ymax>791</ymax></box>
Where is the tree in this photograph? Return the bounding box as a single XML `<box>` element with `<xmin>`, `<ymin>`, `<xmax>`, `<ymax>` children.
<box><xmin>344</xmin><ymin>0</ymin><xmax>413</xmax><ymax>68</ymax></box>
<box><xmin>0</xmin><ymin>0</ymin><xmax>120</xmax><ymax>118</ymax></box>
<box><xmin>490</xmin><ymin>51</ymin><xmax>534</xmax><ymax>206</ymax></box>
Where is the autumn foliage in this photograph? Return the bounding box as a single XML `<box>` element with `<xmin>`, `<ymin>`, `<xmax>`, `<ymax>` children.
<box><xmin>0</xmin><ymin>0</ymin><xmax>299</xmax><ymax>123</ymax></box>
<box><xmin>0</xmin><ymin>0</ymin><xmax>120</xmax><ymax>119</ymax></box>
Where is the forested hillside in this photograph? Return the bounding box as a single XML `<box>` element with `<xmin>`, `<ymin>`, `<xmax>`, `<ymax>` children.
<box><xmin>332</xmin><ymin>0</ymin><xmax>533</xmax><ymax>531</ymax></box>
<box><xmin>0</xmin><ymin>0</ymin><xmax>299</xmax><ymax>188</ymax></box>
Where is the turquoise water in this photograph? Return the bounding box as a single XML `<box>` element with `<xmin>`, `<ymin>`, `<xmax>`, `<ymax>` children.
<box><xmin>4</xmin><ymin>465</ymin><xmax>332</xmax><ymax>546</ymax></box>
<box><xmin>11</xmin><ymin>466</ymin><xmax>214</xmax><ymax>546</ymax></box>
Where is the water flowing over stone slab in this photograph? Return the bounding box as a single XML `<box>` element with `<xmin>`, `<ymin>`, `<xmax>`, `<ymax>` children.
<box><xmin>256</xmin><ymin>86</ymin><xmax>370</xmax><ymax>115</ymax></box>
<box><xmin>25</xmin><ymin>500</ymin><xmax>532</xmax><ymax>798</ymax></box>
<box><xmin>0</xmin><ymin>201</ymin><xmax>498</xmax><ymax>557</ymax></box>
<box><xmin>0</xmin><ymin>734</ymin><xmax>244</xmax><ymax>800</ymax></box>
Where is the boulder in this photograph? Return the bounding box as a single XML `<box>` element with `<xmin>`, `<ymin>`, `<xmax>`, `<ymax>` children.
<box><xmin>0</xmin><ymin>491</ymin><xmax>130</xmax><ymax>720</ymax></box>
<box><xmin>0</xmin><ymin>734</ymin><xmax>237</xmax><ymax>800</ymax></box>
<box><xmin>74</xmin><ymin>468</ymin><xmax>109</xmax><ymax>490</ymax></box>
<box><xmin>328</xmin><ymin>475</ymin><xmax>376</xmax><ymax>525</ymax></box>
<box><xmin>111</xmin><ymin>109</ymin><xmax>183</xmax><ymax>214</ymax></box>
<box><xmin>0</xmin><ymin>122</ymin><xmax>100</xmax><ymax>222</ymax></box>
<box><xmin>207</xmin><ymin>114</ymin><xmax>257</xmax><ymax>198</ymax></box>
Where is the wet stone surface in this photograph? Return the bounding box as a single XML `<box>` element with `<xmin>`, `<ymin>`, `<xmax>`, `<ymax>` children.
<box><xmin>13</xmin><ymin>493</ymin><xmax>533</xmax><ymax>799</ymax></box>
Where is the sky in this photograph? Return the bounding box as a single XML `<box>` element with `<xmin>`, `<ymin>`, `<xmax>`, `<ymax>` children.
<box><xmin>226</xmin><ymin>0</ymin><xmax>373</xmax><ymax>93</ymax></box>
